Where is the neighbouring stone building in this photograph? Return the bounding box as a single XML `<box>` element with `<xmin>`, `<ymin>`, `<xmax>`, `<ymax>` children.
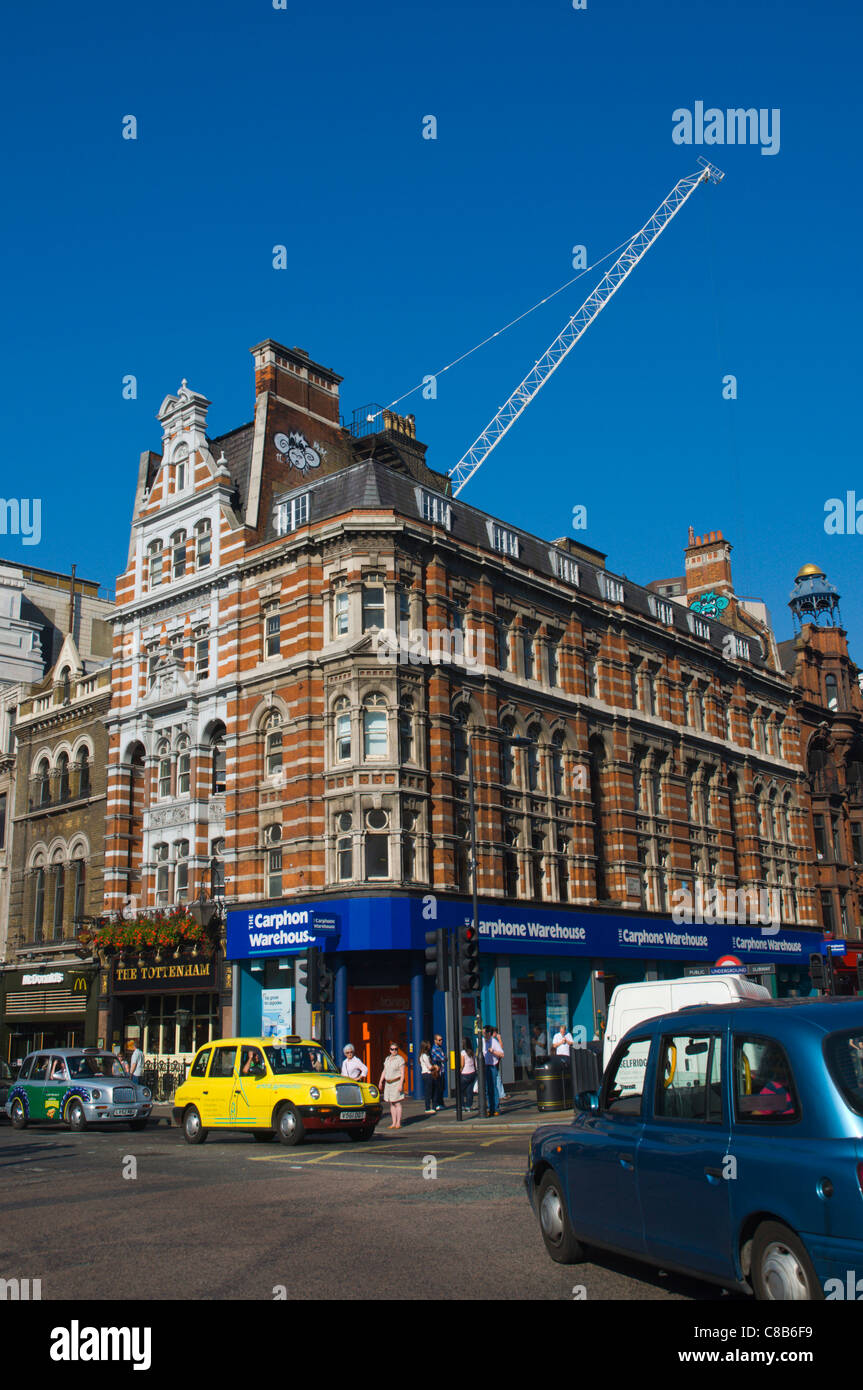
<box><xmin>779</xmin><ymin>563</ymin><xmax>863</xmax><ymax>991</ymax></box>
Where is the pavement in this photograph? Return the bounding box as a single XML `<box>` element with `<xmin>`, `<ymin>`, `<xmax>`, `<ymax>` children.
<box><xmin>150</xmin><ymin>1088</ymin><xmax>557</xmax><ymax>1130</ymax></box>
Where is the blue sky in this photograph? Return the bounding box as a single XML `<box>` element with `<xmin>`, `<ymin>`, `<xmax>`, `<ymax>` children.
<box><xmin>1</xmin><ymin>0</ymin><xmax>860</xmax><ymax>653</ymax></box>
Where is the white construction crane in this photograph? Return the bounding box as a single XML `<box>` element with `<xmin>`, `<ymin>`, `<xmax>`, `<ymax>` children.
<box><xmin>447</xmin><ymin>157</ymin><xmax>724</xmax><ymax>498</ymax></box>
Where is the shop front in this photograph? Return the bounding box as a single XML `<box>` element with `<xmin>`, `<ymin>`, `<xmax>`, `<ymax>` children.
<box><xmin>227</xmin><ymin>894</ymin><xmax>826</xmax><ymax>1091</ymax></box>
<box><xmin>1</xmin><ymin>963</ymin><xmax>99</xmax><ymax>1065</ymax></box>
<box><xmin>101</xmin><ymin>951</ymin><xmax>230</xmax><ymax>1100</ymax></box>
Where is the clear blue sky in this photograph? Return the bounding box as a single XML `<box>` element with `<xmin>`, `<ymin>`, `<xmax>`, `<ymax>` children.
<box><xmin>2</xmin><ymin>0</ymin><xmax>860</xmax><ymax>654</ymax></box>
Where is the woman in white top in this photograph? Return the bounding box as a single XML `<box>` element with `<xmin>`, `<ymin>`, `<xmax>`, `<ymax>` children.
<box><xmin>419</xmin><ymin>1040</ymin><xmax>435</xmax><ymax>1113</ymax></box>
<box><xmin>378</xmin><ymin>1042</ymin><xmax>406</xmax><ymax>1129</ymax></box>
<box><xmin>341</xmin><ymin>1044</ymin><xmax>368</xmax><ymax>1080</ymax></box>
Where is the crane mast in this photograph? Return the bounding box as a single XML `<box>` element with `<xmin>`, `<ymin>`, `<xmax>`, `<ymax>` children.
<box><xmin>447</xmin><ymin>158</ymin><xmax>724</xmax><ymax>498</ymax></box>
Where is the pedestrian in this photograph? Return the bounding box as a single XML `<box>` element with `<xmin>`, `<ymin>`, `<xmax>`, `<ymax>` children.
<box><xmin>482</xmin><ymin>1025</ymin><xmax>503</xmax><ymax>1117</ymax></box>
<box><xmin>341</xmin><ymin>1044</ymin><xmax>368</xmax><ymax>1080</ymax></box>
<box><xmin>493</xmin><ymin>1026</ymin><xmax>508</xmax><ymax>1106</ymax></box>
<box><xmin>532</xmin><ymin>1025</ymin><xmax>547</xmax><ymax>1068</ymax></box>
<box><xmin>430</xmin><ymin>1032</ymin><xmax>446</xmax><ymax>1110</ymax></box>
<box><xmin>551</xmin><ymin>1021</ymin><xmax>574</xmax><ymax>1058</ymax></box>
<box><xmin>419</xmin><ymin>1040</ymin><xmax>435</xmax><ymax>1113</ymax></box>
<box><xmin>128</xmin><ymin>1039</ymin><xmax>144</xmax><ymax>1080</ymax></box>
<box><xmin>378</xmin><ymin>1042</ymin><xmax>406</xmax><ymax>1130</ymax></box>
<box><xmin>460</xmin><ymin>1037</ymin><xmax>477</xmax><ymax>1113</ymax></box>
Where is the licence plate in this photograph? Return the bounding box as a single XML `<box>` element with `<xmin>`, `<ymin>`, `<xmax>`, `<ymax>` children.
<box><xmin>114</xmin><ymin>1108</ymin><xmax>134</xmax><ymax>1117</ymax></box>
<box><xmin>339</xmin><ymin>1111</ymin><xmax>364</xmax><ymax>1120</ymax></box>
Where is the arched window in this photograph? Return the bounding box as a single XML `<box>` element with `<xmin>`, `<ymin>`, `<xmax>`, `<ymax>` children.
<box><xmin>551</xmin><ymin>731</ymin><xmax>565</xmax><ymax>797</ymax></box>
<box><xmin>154</xmin><ymin>842</ymin><xmax>170</xmax><ymax>905</ymax></box>
<box><xmin>399</xmin><ymin>699</ymin><xmax>414</xmax><ymax>764</ymax></box>
<box><xmin>73</xmin><ymin>855</ymin><xmax>86</xmax><ymax>920</ymax></box>
<box><xmin>363</xmin><ymin>693</ymin><xmax>388</xmax><ymax>760</ymax></box>
<box><xmin>37</xmin><ymin>757</ymin><xmax>51</xmax><ymax>807</ymax></box>
<box><xmin>264</xmin><ymin>713</ymin><xmax>283</xmax><ymax>779</ymax></box>
<box><xmin>177</xmin><ymin>736</ymin><xmax>191</xmax><ymax>796</ymax></box>
<box><xmin>147</xmin><ymin>539</ymin><xmax>164</xmax><ymax>591</ymax></box>
<box><xmin>210</xmin><ymin>837</ymin><xmax>225</xmax><ymax>898</ymax></box>
<box><xmin>265</xmin><ymin>824</ymin><xmax>282</xmax><ymax>898</ymax></box>
<box><xmin>59</xmin><ymin>667</ymin><xmax>71</xmax><ymax>704</ymax></box>
<box><xmin>500</xmin><ymin>717</ymin><xmax>516</xmax><ymax>786</ymax></box>
<box><xmin>335</xmin><ymin>811</ymin><xmax>353</xmax><ymax>881</ymax></box>
<box><xmin>57</xmin><ymin>751</ymin><xmax>70</xmax><ymax>802</ymax></box>
<box><xmin>157</xmin><ymin>740</ymin><xmax>172</xmax><ymax>800</ymax></box>
<box><xmin>211</xmin><ymin>725</ymin><xmax>226</xmax><ymax>794</ymax></box>
<box><xmin>527</xmin><ymin>725</ymin><xmax>542</xmax><ymax>793</ymax></box>
<box><xmin>334</xmin><ymin>696</ymin><xmax>351</xmax><ymax>762</ymax></box>
<box><xmin>195</xmin><ymin>517</ymin><xmax>212</xmax><ymax>570</ymax></box>
<box><xmin>75</xmin><ymin>747</ymin><xmax>90</xmax><ymax>798</ymax></box>
<box><xmin>171</xmin><ymin>529</ymin><xmax>187</xmax><ymax>580</ymax></box>
<box><xmin>452</xmin><ymin>707</ymin><xmax>468</xmax><ymax>778</ymax></box>
<box><xmin>33</xmin><ymin>856</ymin><xmax>46</xmax><ymax>941</ymax></box>
<box><xmin>174</xmin><ymin>840</ymin><xmax>190</xmax><ymax>902</ymax></box>
<box><xmin>52</xmin><ymin>851</ymin><xmax>65</xmax><ymax>940</ymax></box>
<box><xmin>172</xmin><ymin>443</ymin><xmax>189</xmax><ymax>492</ymax></box>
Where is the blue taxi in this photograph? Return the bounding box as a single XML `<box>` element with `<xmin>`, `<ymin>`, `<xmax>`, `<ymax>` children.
<box><xmin>525</xmin><ymin>998</ymin><xmax>863</xmax><ymax>1300</ymax></box>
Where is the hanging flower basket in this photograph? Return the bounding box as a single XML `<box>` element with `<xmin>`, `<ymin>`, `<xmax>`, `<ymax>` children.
<box><xmin>94</xmin><ymin>908</ymin><xmax>215</xmax><ymax>956</ymax></box>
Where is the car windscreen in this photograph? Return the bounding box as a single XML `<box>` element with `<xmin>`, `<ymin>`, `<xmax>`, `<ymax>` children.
<box><xmin>264</xmin><ymin>1045</ymin><xmax>338</xmax><ymax>1076</ymax></box>
<box><xmin>69</xmin><ymin>1054</ymin><xmax>129</xmax><ymax>1079</ymax></box>
<box><xmin>824</xmin><ymin>1030</ymin><xmax>863</xmax><ymax>1117</ymax></box>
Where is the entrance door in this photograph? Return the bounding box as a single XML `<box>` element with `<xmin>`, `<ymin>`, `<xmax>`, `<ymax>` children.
<box><xmin>199</xmin><ymin>1043</ymin><xmax>238</xmax><ymax>1126</ymax></box>
<box><xmin>351</xmin><ymin>1013</ymin><xmax>412</xmax><ymax>1094</ymax></box>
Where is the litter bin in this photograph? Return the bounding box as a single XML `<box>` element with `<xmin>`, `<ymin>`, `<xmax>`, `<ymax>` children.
<box><xmin>535</xmin><ymin>1059</ymin><xmax>571</xmax><ymax>1112</ymax></box>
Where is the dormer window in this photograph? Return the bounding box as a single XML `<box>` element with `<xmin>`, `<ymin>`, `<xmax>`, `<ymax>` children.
<box><xmin>551</xmin><ymin>551</ymin><xmax>579</xmax><ymax>586</ymax></box>
<box><xmin>489</xmin><ymin>522</ymin><xmax>519</xmax><ymax>558</ymax></box>
<box><xmin>597</xmin><ymin>572</ymin><xmax>624</xmax><ymax>604</ymax></box>
<box><xmin>417</xmin><ymin>489</ymin><xmax>452</xmax><ymax>530</ymax></box>
<box><xmin>275</xmin><ymin>493</ymin><xmax>310</xmax><ymax>535</ymax></box>
<box><xmin>647</xmin><ymin>594</ymin><xmax>674</xmax><ymax>625</ymax></box>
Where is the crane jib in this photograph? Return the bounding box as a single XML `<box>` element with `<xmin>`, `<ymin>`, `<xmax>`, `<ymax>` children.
<box><xmin>448</xmin><ymin>162</ymin><xmax>724</xmax><ymax>497</ymax></box>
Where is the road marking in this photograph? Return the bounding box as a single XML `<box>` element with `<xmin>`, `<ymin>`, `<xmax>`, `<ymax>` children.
<box><xmin>246</xmin><ymin>1156</ymin><xmax>524</xmax><ymax>1174</ymax></box>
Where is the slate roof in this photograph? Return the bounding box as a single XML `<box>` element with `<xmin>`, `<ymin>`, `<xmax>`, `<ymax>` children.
<box><xmin>271</xmin><ymin>459</ymin><xmax>777</xmax><ymax>674</ymax></box>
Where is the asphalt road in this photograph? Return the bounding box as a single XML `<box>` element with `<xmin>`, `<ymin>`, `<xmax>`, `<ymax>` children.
<box><xmin>0</xmin><ymin>1116</ymin><xmax>739</xmax><ymax>1302</ymax></box>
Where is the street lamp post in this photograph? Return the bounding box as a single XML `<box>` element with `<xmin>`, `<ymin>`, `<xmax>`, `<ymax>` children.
<box><xmin>466</xmin><ymin>726</ymin><xmax>530</xmax><ymax>1119</ymax></box>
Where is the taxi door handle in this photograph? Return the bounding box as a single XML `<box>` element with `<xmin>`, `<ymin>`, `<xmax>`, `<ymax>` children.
<box><xmin>704</xmin><ymin>1166</ymin><xmax>722</xmax><ymax>1183</ymax></box>
<box><xmin>617</xmin><ymin>1153</ymin><xmax>635</xmax><ymax>1171</ymax></box>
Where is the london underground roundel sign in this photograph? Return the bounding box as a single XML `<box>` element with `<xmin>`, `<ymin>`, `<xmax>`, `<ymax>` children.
<box><xmin>715</xmin><ymin>955</ymin><xmax>743</xmax><ymax>968</ymax></box>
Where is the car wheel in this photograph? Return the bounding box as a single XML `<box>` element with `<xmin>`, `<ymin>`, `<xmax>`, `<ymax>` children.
<box><xmin>128</xmin><ymin>1118</ymin><xmax>148</xmax><ymax>1132</ymax></box>
<box><xmin>536</xmin><ymin>1171</ymin><xmax>585</xmax><ymax>1264</ymax></box>
<box><xmin>182</xmin><ymin>1106</ymin><xmax>208</xmax><ymax>1145</ymax></box>
<box><xmin>66</xmin><ymin>1100</ymin><xmax>87</xmax><ymax>1133</ymax></box>
<box><xmin>348</xmin><ymin>1127</ymin><xmax>374</xmax><ymax>1142</ymax></box>
<box><xmin>751</xmin><ymin>1221</ymin><xmax>822</xmax><ymax>1301</ymax></box>
<box><xmin>276</xmin><ymin>1104</ymin><xmax>305</xmax><ymax>1147</ymax></box>
<box><xmin>9</xmin><ymin>1097</ymin><xmax>27</xmax><ymax>1130</ymax></box>
<box><xmin>252</xmin><ymin>1131</ymin><xmax>277</xmax><ymax>1143</ymax></box>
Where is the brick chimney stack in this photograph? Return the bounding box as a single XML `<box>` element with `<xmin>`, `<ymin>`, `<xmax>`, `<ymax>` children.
<box><xmin>251</xmin><ymin>339</ymin><xmax>342</xmax><ymax>424</ymax></box>
<box><xmin>684</xmin><ymin>526</ymin><xmax>735</xmax><ymax>605</ymax></box>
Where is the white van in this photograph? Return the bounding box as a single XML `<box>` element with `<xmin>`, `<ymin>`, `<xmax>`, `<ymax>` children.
<box><xmin>602</xmin><ymin>974</ymin><xmax>771</xmax><ymax>1070</ymax></box>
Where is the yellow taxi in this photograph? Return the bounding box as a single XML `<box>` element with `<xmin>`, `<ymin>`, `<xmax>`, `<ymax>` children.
<box><xmin>172</xmin><ymin>1036</ymin><xmax>382</xmax><ymax>1146</ymax></box>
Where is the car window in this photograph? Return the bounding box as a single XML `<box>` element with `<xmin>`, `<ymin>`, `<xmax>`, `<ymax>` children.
<box><xmin>49</xmin><ymin>1056</ymin><xmax>69</xmax><ymax>1081</ymax></box>
<box><xmin>191</xmin><ymin>1048</ymin><xmax>212</xmax><ymax>1079</ymax></box>
<box><xmin>69</xmin><ymin>1054</ymin><xmax>127</xmax><ymax>1079</ymax></box>
<box><xmin>208</xmin><ymin>1046</ymin><xmax>238</xmax><ymax>1079</ymax></box>
<box><xmin>240</xmin><ymin>1046</ymin><xmax>266</xmax><ymax>1074</ymax></box>
<box><xmin>655</xmin><ymin>1033</ymin><xmax>722</xmax><ymax>1123</ymax></box>
<box><xmin>824</xmin><ymin>1030</ymin><xmax>863</xmax><ymax>1117</ymax></box>
<box><xmin>264</xmin><ymin>1044</ymin><xmax>339</xmax><ymax>1076</ymax></box>
<box><xmin>734</xmin><ymin>1034</ymin><xmax>799</xmax><ymax>1123</ymax></box>
<box><xmin>603</xmin><ymin>1037</ymin><xmax>652</xmax><ymax>1116</ymax></box>
<box><xmin>17</xmin><ymin>1057</ymin><xmax>33</xmax><ymax>1080</ymax></box>
<box><xmin>31</xmin><ymin>1055</ymin><xmax>50</xmax><ymax>1082</ymax></box>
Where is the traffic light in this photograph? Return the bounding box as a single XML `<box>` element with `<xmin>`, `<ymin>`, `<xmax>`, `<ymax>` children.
<box><xmin>318</xmin><ymin>955</ymin><xmax>335</xmax><ymax>1006</ymax></box>
<box><xmin>298</xmin><ymin>945</ymin><xmax>321</xmax><ymax>1004</ymax></box>
<box><xmin>809</xmin><ymin>953</ymin><xmax>826</xmax><ymax>994</ymax></box>
<box><xmin>458</xmin><ymin>924</ymin><xmax>480</xmax><ymax>992</ymax></box>
<box><xmin>424</xmin><ymin>927</ymin><xmax>448</xmax><ymax>991</ymax></box>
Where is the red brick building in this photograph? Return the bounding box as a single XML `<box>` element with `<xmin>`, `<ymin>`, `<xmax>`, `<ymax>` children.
<box><xmin>101</xmin><ymin>339</ymin><xmax>825</xmax><ymax>1085</ymax></box>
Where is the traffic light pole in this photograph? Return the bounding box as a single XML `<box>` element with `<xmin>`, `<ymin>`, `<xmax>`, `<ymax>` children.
<box><xmin>468</xmin><ymin>738</ymin><xmax>486</xmax><ymax>1119</ymax></box>
<box><xmin>450</xmin><ymin>928</ymin><xmax>463</xmax><ymax>1122</ymax></box>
